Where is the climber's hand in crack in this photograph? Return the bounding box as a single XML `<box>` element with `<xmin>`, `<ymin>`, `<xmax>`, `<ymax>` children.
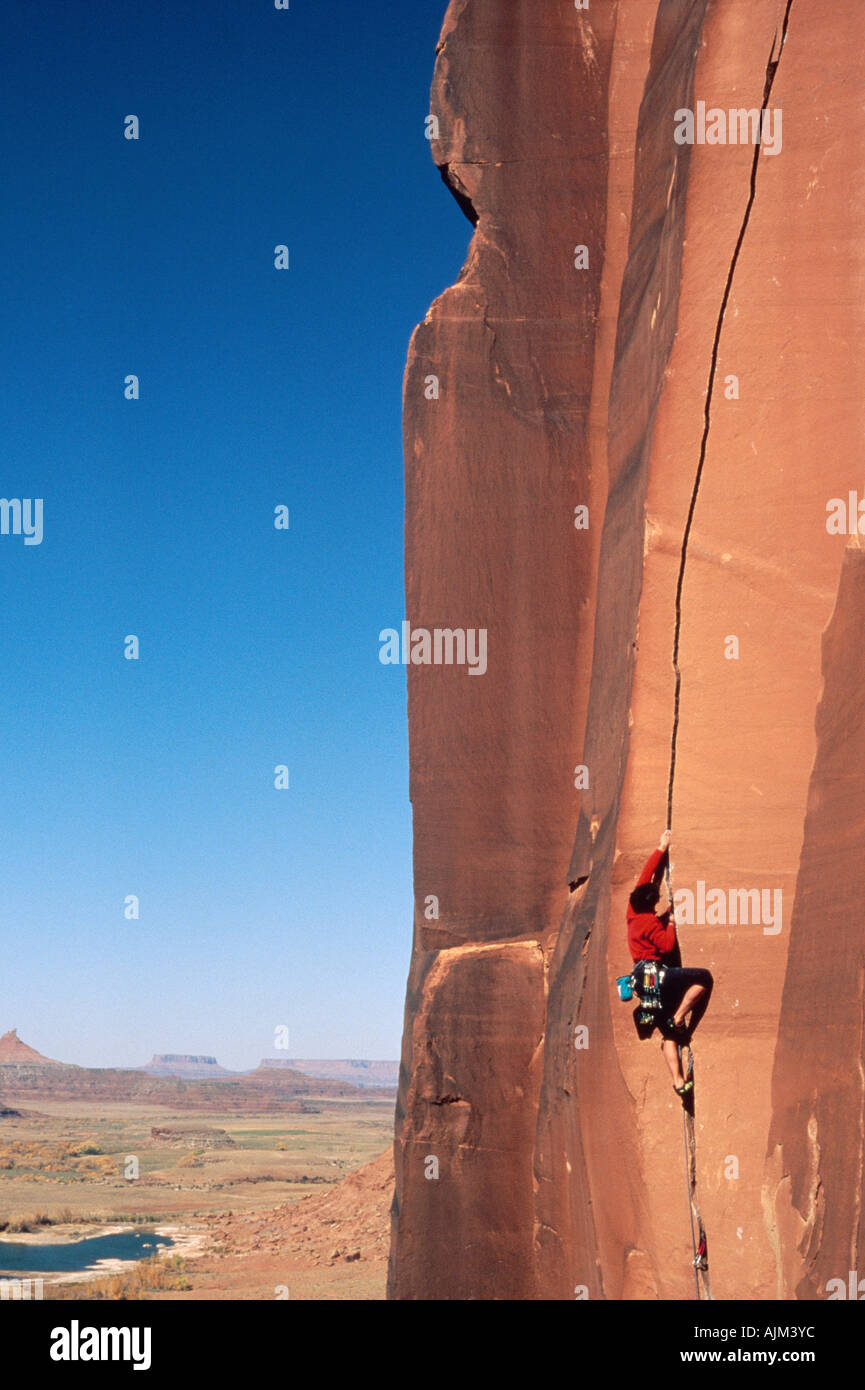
<box><xmin>658</xmin><ymin>829</ymin><xmax>671</xmax><ymax>852</ymax></box>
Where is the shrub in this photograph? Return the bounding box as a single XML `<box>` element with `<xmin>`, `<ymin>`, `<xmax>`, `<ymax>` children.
<box><xmin>89</xmin><ymin>1254</ymin><xmax>190</xmax><ymax>1300</ymax></box>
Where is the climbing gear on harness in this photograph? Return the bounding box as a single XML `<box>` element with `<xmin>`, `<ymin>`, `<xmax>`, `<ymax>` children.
<box><xmin>624</xmin><ymin>960</ymin><xmax>668</xmax><ymax>1038</ymax></box>
<box><xmin>632</xmin><ymin>960</ymin><xmax>666</xmax><ymax>1011</ymax></box>
<box><xmin>633</xmin><ymin>1006</ymin><xmax>656</xmax><ymax>1040</ymax></box>
<box><xmin>616</xmin><ymin>974</ymin><xmax>634</xmax><ymax>1001</ymax></box>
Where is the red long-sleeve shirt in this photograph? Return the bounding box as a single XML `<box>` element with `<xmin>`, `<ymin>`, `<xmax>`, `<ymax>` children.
<box><xmin>627</xmin><ymin>848</ymin><xmax>677</xmax><ymax>963</ymax></box>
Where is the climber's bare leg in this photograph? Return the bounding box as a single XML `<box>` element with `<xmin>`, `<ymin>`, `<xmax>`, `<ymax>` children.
<box><xmin>662</xmin><ymin>1038</ymin><xmax>685</xmax><ymax>1088</ymax></box>
<box><xmin>672</xmin><ymin>983</ymin><xmax>709</xmax><ymax>1029</ymax></box>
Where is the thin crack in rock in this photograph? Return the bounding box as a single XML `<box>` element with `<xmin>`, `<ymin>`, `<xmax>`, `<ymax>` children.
<box><xmin>667</xmin><ymin>0</ymin><xmax>794</xmax><ymax>829</ymax></box>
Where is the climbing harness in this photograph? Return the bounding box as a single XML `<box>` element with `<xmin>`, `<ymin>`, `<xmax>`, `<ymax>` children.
<box><xmin>632</xmin><ymin>961</ymin><xmax>665</xmax><ymax>1010</ymax></box>
<box><xmin>623</xmin><ymin>960</ymin><xmax>668</xmax><ymax>1035</ymax></box>
<box><xmin>617</xmin><ymin>962</ymin><xmax>666</xmax><ymax>1032</ymax></box>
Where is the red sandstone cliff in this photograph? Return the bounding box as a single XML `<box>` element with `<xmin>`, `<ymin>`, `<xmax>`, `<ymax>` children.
<box><xmin>390</xmin><ymin>0</ymin><xmax>865</xmax><ymax>1300</ymax></box>
<box><xmin>0</xmin><ymin>1029</ymin><xmax>62</xmax><ymax>1065</ymax></box>
<box><xmin>766</xmin><ymin>541</ymin><xmax>865</xmax><ymax>1299</ymax></box>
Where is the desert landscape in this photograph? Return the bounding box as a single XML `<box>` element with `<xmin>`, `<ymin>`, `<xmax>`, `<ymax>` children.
<box><xmin>5</xmin><ymin>0</ymin><xmax>864</xmax><ymax>1324</ymax></box>
<box><xmin>0</xmin><ymin>1032</ymin><xmax>394</xmax><ymax>1300</ymax></box>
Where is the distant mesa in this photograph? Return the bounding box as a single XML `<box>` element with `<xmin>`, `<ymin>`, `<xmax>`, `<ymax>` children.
<box><xmin>0</xmin><ymin>1028</ymin><xmax>64</xmax><ymax>1066</ymax></box>
<box><xmin>274</xmin><ymin>1059</ymin><xmax>399</xmax><ymax>1090</ymax></box>
<box><xmin>0</xmin><ymin>1032</ymin><xmax>395</xmax><ymax>1110</ymax></box>
<box><xmin>246</xmin><ymin>1059</ymin><xmax>381</xmax><ymax>1092</ymax></box>
<box><xmin>141</xmin><ymin>1054</ymin><xmax>235</xmax><ymax>1080</ymax></box>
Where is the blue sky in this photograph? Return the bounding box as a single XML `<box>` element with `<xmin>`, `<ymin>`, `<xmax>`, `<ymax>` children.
<box><xmin>1</xmin><ymin>0</ymin><xmax>468</xmax><ymax>1069</ymax></box>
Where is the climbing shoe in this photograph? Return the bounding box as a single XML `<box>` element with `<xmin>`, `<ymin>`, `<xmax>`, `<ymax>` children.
<box><xmin>674</xmin><ymin>1080</ymin><xmax>694</xmax><ymax>1098</ymax></box>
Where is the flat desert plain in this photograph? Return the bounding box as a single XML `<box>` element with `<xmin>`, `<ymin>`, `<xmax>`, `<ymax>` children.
<box><xmin>0</xmin><ymin>1095</ymin><xmax>394</xmax><ymax>1300</ymax></box>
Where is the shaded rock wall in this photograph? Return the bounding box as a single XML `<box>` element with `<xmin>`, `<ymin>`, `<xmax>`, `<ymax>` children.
<box><xmin>766</xmin><ymin>542</ymin><xmax>865</xmax><ymax>1299</ymax></box>
<box><xmin>391</xmin><ymin>0</ymin><xmax>865</xmax><ymax>1300</ymax></box>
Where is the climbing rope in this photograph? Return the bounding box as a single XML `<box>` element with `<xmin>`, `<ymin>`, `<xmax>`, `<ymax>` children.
<box><xmin>662</xmin><ymin>854</ymin><xmax>706</xmax><ymax>1296</ymax></box>
<box><xmin>679</xmin><ymin>1045</ymin><xmax>700</xmax><ymax>1300</ymax></box>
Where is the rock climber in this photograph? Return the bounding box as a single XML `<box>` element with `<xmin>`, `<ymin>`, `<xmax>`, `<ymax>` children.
<box><xmin>627</xmin><ymin>829</ymin><xmax>713</xmax><ymax>1098</ymax></box>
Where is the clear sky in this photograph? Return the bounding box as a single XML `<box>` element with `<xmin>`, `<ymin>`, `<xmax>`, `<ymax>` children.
<box><xmin>1</xmin><ymin>0</ymin><xmax>468</xmax><ymax>1070</ymax></box>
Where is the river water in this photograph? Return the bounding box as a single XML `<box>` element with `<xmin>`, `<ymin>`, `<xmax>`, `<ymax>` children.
<box><xmin>0</xmin><ymin>1228</ymin><xmax>174</xmax><ymax>1274</ymax></box>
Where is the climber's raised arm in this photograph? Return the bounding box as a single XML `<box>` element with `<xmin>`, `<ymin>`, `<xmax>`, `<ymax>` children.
<box><xmin>631</xmin><ymin>830</ymin><xmax>671</xmax><ymax>897</ymax></box>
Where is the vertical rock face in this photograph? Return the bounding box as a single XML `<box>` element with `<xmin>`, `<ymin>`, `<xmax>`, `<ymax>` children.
<box><xmin>391</xmin><ymin>0</ymin><xmax>865</xmax><ymax>1300</ymax></box>
<box><xmin>766</xmin><ymin>542</ymin><xmax>865</xmax><ymax>1300</ymax></box>
<box><xmin>391</xmin><ymin>0</ymin><xmax>619</xmax><ymax>1302</ymax></box>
